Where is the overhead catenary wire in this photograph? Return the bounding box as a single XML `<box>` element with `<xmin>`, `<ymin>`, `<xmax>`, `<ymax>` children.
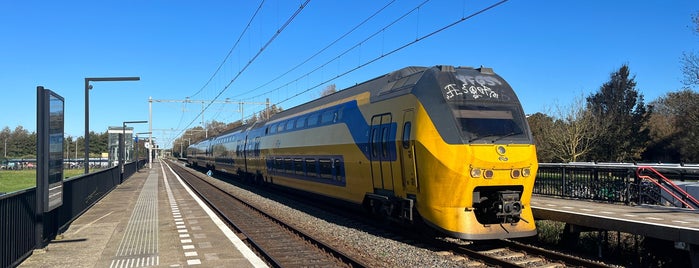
<box><xmin>242</xmin><ymin>0</ymin><xmax>432</xmax><ymax>101</ymax></box>
<box><xmin>171</xmin><ymin>1</ymin><xmax>265</xmax><ymax>133</ymax></box>
<box><xmin>236</xmin><ymin>0</ymin><xmax>397</xmax><ymax>100</ymax></box>
<box><xmin>255</xmin><ymin>0</ymin><xmax>510</xmax><ymax>115</ymax></box>
<box><xmin>188</xmin><ymin>1</ymin><xmax>266</xmax><ymax>99</ymax></box>
<box><xmin>178</xmin><ymin>0</ymin><xmax>509</xmax><ymax>141</ymax></box>
<box><xmin>175</xmin><ymin>0</ymin><xmax>310</xmax><ymax>139</ymax></box>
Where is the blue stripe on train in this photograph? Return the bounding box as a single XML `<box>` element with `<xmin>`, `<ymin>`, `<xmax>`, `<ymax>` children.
<box><xmin>266</xmin><ymin>100</ymin><xmax>397</xmax><ymax>161</ymax></box>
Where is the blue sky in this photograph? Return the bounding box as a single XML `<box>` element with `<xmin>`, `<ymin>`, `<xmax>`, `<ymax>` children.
<box><xmin>1</xmin><ymin>0</ymin><xmax>697</xmax><ymax>149</ymax></box>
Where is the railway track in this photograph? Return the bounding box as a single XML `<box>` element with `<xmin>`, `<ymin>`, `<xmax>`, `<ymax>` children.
<box><xmin>171</xmin><ymin>160</ymin><xmax>616</xmax><ymax>267</ymax></box>
<box><xmin>163</xmin><ymin>160</ymin><xmax>368</xmax><ymax>267</ymax></box>
<box><xmin>433</xmin><ymin>238</ymin><xmax>614</xmax><ymax>268</ymax></box>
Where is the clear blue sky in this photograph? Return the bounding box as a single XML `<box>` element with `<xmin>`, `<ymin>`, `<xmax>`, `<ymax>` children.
<box><xmin>1</xmin><ymin>0</ymin><xmax>697</xmax><ymax>149</ymax></box>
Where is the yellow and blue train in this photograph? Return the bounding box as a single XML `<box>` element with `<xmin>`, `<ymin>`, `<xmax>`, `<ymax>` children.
<box><xmin>187</xmin><ymin>65</ymin><xmax>538</xmax><ymax>239</ymax></box>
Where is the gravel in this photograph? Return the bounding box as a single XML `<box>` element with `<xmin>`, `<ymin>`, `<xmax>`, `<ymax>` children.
<box><xmin>199</xmin><ymin>174</ymin><xmax>474</xmax><ymax>268</ymax></box>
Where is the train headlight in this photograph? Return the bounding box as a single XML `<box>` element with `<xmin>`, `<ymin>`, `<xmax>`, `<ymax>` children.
<box><xmin>522</xmin><ymin>168</ymin><xmax>531</xmax><ymax>177</ymax></box>
<box><xmin>496</xmin><ymin>145</ymin><xmax>506</xmax><ymax>155</ymax></box>
<box><xmin>470</xmin><ymin>168</ymin><xmax>482</xmax><ymax>178</ymax></box>
<box><xmin>484</xmin><ymin>169</ymin><xmax>494</xmax><ymax>179</ymax></box>
<box><xmin>511</xmin><ymin>169</ymin><xmax>521</xmax><ymax>178</ymax></box>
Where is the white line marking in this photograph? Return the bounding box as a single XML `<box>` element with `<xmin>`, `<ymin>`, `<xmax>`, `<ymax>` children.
<box><xmin>163</xmin><ymin>161</ymin><xmax>268</xmax><ymax>268</ymax></box>
<box><xmin>74</xmin><ymin>211</ymin><xmax>114</xmax><ymax>235</ymax></box>
<box><xmin>183</xmin><ymin>245</ymin><xmax>195</xmax><ymax>250</ymax></box>
<box><xmin>185</xmin><ymin>251</ymin><xmax>198</xmax><ymax>257</ymax></box>
<box><xmin>532</xmin><ymin>206</ymin><xmax>699</xmax><ymax>231</ymax></box>
<box><xmin>187</xmin><ymin>259</ymin><xmax>202</xmax><ymax>265</ymax></box>
<box><xmin>181</xmin><ymin>239</ymin><xmax>193</xmax><ymax>243</ymax></box>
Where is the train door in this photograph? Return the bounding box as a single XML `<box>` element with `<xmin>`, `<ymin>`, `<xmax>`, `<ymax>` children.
<box><xmin>400</xmin><ymin>110</ymin><xmax>418</xmax><ymax>194</ymax></box>
<box><xmin>370</xmin><ymin>114</ymin><xmax>394</xmax><ymax>194</ymax></box>
<box><xmin>243</xmin><ymin>135</ymin><xmax>249</xmax><ymax>173</ymax></box>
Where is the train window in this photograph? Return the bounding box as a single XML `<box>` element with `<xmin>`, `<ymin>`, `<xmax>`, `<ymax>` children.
<box><xmin>293</xmin><ymin>158</ymin><xmax>304</xmax><ymax>174</ymax></box>
<box><xmin>307</xmin><ymin>113</ymin><xmax>320</xmax><ymax>126</ymax></box>
<box><xmin>336</xmin><ymin>108</ymin><xmax>343</xmax><ymax>122</ymax></box>
<box><xmin>402</xmin><ymin>122</ymin><xmax>411</xmax><ymax>149</ymax></box>
<box><xmin>269</xmin><ymin>123</ymin><xmax>277</xmax><ymax>134</ymax></box>
<box><xmin>334</xmin><ymin>159</ymin><xmax>344</xmax><ymax>182</ymax></box>
<box><xmin>272</xmin><ymin>158</ymin><xmax>280</xmax><ymax>173</ymax></box>
<box><xmin>277</xmin><ymin>123</ymin><xmax>285</xmax><ymax>133</ymax></box>
<box><xmin>381</xmin><ymin>127</ymin><xmax>389</xmax><ymax>158</ymax></box>
<box><xmin>320</xmin><ymin>110</ymin><xmax>335</xmax><ymax>124</ymax></box>
<box><xmin>318</xmin><ymin>158</ymin><xmax>333</xmax><ymax>179</ymax></box>
<box><xmin>371</xmin><ymin>128</ymin><xmax>379</xmax><ymax>159</ymax></box>
<box><xmin>296</xmin><ymin>116</ymin><xmax>306</xmax><ymax>128</ymax></box>
<box><xmin>453</xmin><ymin>105</ymin><xmax>526</xmax><ymax>143</ymax></box>
<box><xmin>305</xmin><ymin>158</ymin><xmax>317</xmax><ymax>177</ymax></box>
<box><xmin>284</xmin><ymin>158</ymin><xmax>293</xmax><ymax>173</ymax></box>
<box><xmin>286</xmin><ymin>120</ymin><xmax>295</xmax><ymax>131</ymax></box>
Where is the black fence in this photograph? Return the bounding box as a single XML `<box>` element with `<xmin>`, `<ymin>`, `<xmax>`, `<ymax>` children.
<box><xmin>534</xmin><ymin>163</ymin><xmax>699</xmax><ymax>206</ymax></box>
<box><xmin>0</xmin><ymin>160</ymin><xmax>145</xmax><ymax>268</ymax></box>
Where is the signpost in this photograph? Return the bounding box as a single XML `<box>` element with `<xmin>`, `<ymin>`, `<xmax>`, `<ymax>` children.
<box><xmin>37</xmin><ymin>86</ymin><xmax>64</xmax><ymax>212</ymax></box>
<box><xmin>36</xmin><ymin>86</ymin><xmax>64</xmax><ymax>247</ymax></box>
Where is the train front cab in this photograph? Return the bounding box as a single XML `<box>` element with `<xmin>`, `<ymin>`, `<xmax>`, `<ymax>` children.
<box><xmin>414</xmin><ymin>66</ymin><xmax>537</xmax><ymax>239</ymax></box>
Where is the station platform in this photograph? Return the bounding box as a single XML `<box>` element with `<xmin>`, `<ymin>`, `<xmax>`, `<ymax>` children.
<box><xmin>19</xmin><ymin>161</ymin><xmax>267</xmax><ymax>268</ymax></box>
<box><xmin>531</xmin><ymin>195</ymin><xmax>699</xmax><ymax>247</ymax></box>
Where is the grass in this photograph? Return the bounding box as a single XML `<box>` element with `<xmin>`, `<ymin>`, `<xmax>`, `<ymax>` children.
<box><xmin>0</xmin><ymin>168</ymin><xmax>97</xmax><ymax>194</ymax></box>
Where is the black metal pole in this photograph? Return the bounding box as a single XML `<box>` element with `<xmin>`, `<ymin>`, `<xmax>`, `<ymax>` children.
<box><xmin>84</xmin><ymin>77</ymin><xmax>140</xmax><ymax>175</ymax></box>
<box><xmin>84</xmin><ymin>79</ymin><xmax>89</xmax><ymax>174</ymax></box>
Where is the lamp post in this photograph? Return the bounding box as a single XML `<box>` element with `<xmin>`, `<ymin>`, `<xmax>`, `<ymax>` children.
<box><xmin>121</xmin><ymin>121</ymin><xmax>147</xmax><ymax>177</ymax></box>
<box><xmin>84</xmin><ymin>77</ymin><xmax>140</xmax><ymax>174</ymax></box>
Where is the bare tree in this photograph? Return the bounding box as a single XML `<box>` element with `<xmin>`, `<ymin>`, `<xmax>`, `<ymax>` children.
<box><xmin>538</xmin><ymin>95</ymin><xmax>602</xmax><ymax>162</ymax></box>
<box><xmin>681</xmin><ymin>11</ymin><xmax>699</xmax><ymax>87</ymax></box>
<box><xmin>321</xmin><ymin>84</ymin><xmax>337</xmax><ymax>97</ymax></box>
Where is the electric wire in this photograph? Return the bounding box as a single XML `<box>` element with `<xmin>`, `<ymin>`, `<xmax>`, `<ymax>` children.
<box><xmin>179</xmin><ymin>0</ymin><xmax>508</xmax><ymax>142</ymax></box>
<box><xmin>235</xmin><ymin>0</ymin><xmax>396</xmax><ymax>100</ymax></box>
<box><xmin>242</xmin><ymin>0</ymin><xmax>431</xmax><ymax>101</ymax></box>
<box><xmin>175</xmin><ymin>0</ymin><xmax>310</xmax><ymax>139</ymax></box>
<box><xmin>188</xmin><ymin>1</ymin><xmax>266</xmax><ymax>99</ymax></box>
<box><xmin>259</xmin><ymin>0</ymin><xmax>510</xmax><ymax>114</ymax></box>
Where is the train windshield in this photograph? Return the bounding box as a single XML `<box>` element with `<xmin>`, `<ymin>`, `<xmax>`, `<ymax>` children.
<box><xmin>452</xmin><ymin>103</ymin><xmax>529</xmax><ymax>144</ymax></box>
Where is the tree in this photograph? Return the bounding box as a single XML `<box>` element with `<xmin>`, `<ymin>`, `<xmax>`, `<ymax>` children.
<box><xmin>528</xmin><ymin>95</ymin><xmax>602</xmax><ymax>163</ymax></box>
<box><xmin>321</xmin><ymin>84</ymin><xmax>337</xmax><ymax>97</ymax></box>
<box><xmin>1</xmin><ymin>127</ymin><xmax>10</xmax><ymax>159</ymax></box>
<box><xmin>586</xmin><ymin>64</ymin><xmax>651</xmax><ymax>162</ymax></box>
<box><xmin>645</xmin><ymin>89</ymin><xmax>699</xmax><ymax>162</ymax></box>
<box><xmin>527</xmin><ymin>113</ymin><xmax>556</xmax><ymax>162</ymax></box>
<box><xmin>681</xmin><ymin>11</ymin><xmax>699</xmax><ymax>87</ymax></box>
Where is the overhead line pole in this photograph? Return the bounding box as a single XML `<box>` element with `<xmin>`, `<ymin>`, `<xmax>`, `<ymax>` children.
<box><xmin>148</xmin><ymin>98</ymin><xmax>269</xmax><ymax>139</ymax></box>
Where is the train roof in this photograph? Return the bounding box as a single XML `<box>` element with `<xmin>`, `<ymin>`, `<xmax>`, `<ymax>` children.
<box><xmin>265</xmin><ymin>65</ymin><xmax>517</xmax><ymax>123</ymax></box>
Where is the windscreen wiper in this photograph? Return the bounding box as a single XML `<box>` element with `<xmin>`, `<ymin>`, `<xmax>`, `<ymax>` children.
<box><xmin>491</xmin><ymin>131</ymin><xmax>523</xmax><ymax>143</ymax></box>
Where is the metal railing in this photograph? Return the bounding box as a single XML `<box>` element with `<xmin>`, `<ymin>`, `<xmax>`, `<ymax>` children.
<box><xmin>0</xmin><ymin>159</ymin><xmax>146</xmax><ymax>268</ymax></box>
<box><xmin>534</xmin><ymin>163</ymin><xmax>699</xmax><ymax>207</ymax></box>
<box><xmin>0</xmin><ymin>188</ymin><xmax>36</xmax><ymax>268</ymax></box>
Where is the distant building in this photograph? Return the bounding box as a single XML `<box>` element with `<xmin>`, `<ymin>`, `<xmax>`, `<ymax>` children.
<box><xmin>107</xmin><ymin>126</ymin><xmax>134</xmax><ymax>167</ymax></box>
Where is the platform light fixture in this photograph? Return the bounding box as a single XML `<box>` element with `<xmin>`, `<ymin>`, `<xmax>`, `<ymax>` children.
<box><xmin>84</xmin><ymin>77</ymin><xmax>140</xmax><ymax>174</ymax></box>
